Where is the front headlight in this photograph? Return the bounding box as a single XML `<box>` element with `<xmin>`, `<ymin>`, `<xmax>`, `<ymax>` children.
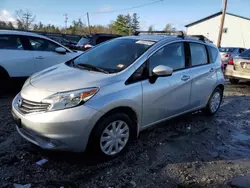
<box><xmin>42</xmin><ymin>88</ymin><xmax>99</xmax><ymax>111</ymax></box>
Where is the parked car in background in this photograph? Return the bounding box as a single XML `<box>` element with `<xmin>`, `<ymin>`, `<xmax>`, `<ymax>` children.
<box><xmin>12</xmin><ymin>35</ymin><xmax>224</xmax><ymax>158</ymax></box>
<box><xmin>48</xmin><ymin>36</ymin><xmax>77</xmax><ymax>50</ymax></box>
<box><xmin>225</xmin><ymin>48</ymin><xmax>250</xmax><ymax>84</ymax></box>
<box><xmin>76</xmin><ymin>33</ymin><xmax>121</xmax><ymax>51</ymax></box>
<box><xmin>0</xmin><ymin>30</ymin><xmax>82</xmax><ymax>83</ymax></box>
<box><xmin>219</xmin><ymin>47</ymin><xmax>246</xmax><ymax>69</ymax></box>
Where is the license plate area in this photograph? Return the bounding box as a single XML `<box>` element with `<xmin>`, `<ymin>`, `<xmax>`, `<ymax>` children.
<box><xmin>241</xmin><ymin>62</ymin><xmax>250</xmax><ymax>70</ymax></box>
<box><xmin>12</xmin><ymin>111</ymin><xmax>22</xmax><ymax>128</ymax></box>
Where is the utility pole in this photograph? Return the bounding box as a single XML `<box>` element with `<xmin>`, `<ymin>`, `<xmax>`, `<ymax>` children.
<box><xmin>63</xmin><ymin>13</ymin><xmax>68</xmax><ymax>30</ymax></box>
<box><xmin>217</xmin><ymin>0</ymin><xmax>228</xmax><ymax>47</ymax></box>
<box><xmin>87</xmin><ymin>12</ymin><xmax>91</xmax><ymax>34</ymax></box>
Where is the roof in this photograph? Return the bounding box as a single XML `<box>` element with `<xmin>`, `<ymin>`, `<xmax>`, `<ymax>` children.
<box><xmin>0</xmin><ymin>30</ymin><xmax>46</xmax><ymax>38</ymax></box>
<box><xmin>185</xmin><ymin>11</ymin><xmax>250</xmax><ymax>27</ymax></box>
<box><xmin>0</xmin><ymin>30</ymin><xmax>73</xmax><ymax>52</ymax></box>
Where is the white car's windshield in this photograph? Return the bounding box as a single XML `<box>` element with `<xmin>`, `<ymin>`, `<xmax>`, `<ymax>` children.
<box><xmin>73</xmin><ymin>38</ymin><xmax>155</xmax><ymax>73</ymax></box>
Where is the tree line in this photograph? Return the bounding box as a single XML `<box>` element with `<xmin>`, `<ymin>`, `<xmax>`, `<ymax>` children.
<box><xmin>0</xmin><ymin>9</ymin><xmax>177</xmax><ymax>36</ymax></box>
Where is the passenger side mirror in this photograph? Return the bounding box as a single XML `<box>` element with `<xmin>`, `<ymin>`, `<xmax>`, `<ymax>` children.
<box><xmin>152</xmin><ymin>65</ymin><xmax>173</xmax><ymax>77</ymax></box>
<box><xmin>55</xmin><ymin>47</ymin><xmax>66</xmax><ymax>54</ymax></box>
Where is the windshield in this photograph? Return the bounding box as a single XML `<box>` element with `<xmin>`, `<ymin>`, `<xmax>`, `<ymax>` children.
<box><xmin>77</xmin><ymin>37</ymin><xmax>90</xmax><ymax>45</ymax></box>
<box><xmin>219</xmin><ymin>48</ymin><xmax>235</xmax><ymax>53</ymax></box>
<box><xmin>73</xmin><ymin>38</ymin><xmax>155</xmax><ymax>73</ymax></box>
<box><xmin>239</xmin><ymin>49</ymin><xmax>250</xmax><ymax>58</ymax></box>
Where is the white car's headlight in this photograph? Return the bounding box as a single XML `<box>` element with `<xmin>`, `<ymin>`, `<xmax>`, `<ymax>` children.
<box><xmin>42</xmin><ymin>88</ymin><xmax>99</xmax><ymax>111</ymax></box>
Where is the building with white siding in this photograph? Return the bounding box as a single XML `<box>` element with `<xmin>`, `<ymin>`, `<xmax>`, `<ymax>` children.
<box><xmin>185</xmin><ymin>11</ymin><xmax>250</xmax><ymax>48</ymax></box>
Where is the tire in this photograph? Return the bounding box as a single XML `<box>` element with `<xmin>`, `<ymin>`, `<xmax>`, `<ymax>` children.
<box><xmin>203</xmin><ymin>87</ymin><xmax>223</xmax><ymax>116</ymax></box>
<box><xmin>229</xmin><ymin>79</ymin><xmax>239</xmax><ymax>84</ymax></box>
<box><xmin>87</xmin><ymin>113</ymin><xmax>135</xmax><ymax>159</ymax></box>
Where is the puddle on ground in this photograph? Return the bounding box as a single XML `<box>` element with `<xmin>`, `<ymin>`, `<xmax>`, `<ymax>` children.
<box><xmin>232</xmin><ymin>132</ymin><xmax>250</xmax><ymax>141</ymax></box>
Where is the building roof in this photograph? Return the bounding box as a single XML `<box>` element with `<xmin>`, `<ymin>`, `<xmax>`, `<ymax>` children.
<box><xmin>185</xmin><ymin>11</ymin><xmax>250</xmax><ymax>27</ymax></box>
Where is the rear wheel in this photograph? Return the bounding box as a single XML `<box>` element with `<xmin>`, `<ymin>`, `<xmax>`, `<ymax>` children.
<box><xmin>204</xmin><ymin>87</ymin><xmax>223</xmax><ymax>116</ymax></box>
<box><xmin>87</xmin><ymin>113</ymin><xmax>134</xmax><ymax>159</ymax></box>
<box><xmin>229</xmin><ymin>79</ymin><xmax>239</xmax><ymax>84</ymax></box>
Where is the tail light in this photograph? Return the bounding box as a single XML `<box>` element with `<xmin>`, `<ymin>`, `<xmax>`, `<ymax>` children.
<box><xmin>228</xmin><ymin>58</ymin><xmax>234</xmax><ymax>65</ymax></box>
<box><xmin>225</xmin><ymin>53</ymin><xmax>231</xmax><ymax>57</ymax></box>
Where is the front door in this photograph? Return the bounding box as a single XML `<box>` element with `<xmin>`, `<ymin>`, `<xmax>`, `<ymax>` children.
<box><xmin>141</xmin><ymin>42</ymin><xmax>192</xmax><ymax>127</ymax></box>
<box><xmin>27</xmin><ymin>37</ymin><xmax>72</xmax><ymax>74</ymax></box>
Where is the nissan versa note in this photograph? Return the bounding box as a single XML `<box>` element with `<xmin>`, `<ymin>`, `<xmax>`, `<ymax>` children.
<box><xmin>12</xmin><ymin>35</ymin><xmax>224</xmax><ymax>158</ymax></box>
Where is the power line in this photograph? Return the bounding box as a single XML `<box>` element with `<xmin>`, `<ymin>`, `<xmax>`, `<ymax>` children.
<box><xmin>91</xmin><ymin>0</ymin><xmax>164</xmax><ymax>14</ymax></box>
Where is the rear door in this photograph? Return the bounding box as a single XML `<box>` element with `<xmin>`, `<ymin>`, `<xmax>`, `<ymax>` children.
<box><xmin>0</xmin><ymin>35</ymin><xmax>34</xmax><ymax>77</ymax></box>
<box><xmin>28</xmin><ymin>37</ymin><xmax>75</xmax><ymax>73</ymax></box>
<box><xmin>188</xmin><ymin>43</ymin><xmax>218</xmax><ymax>109</ymax></box>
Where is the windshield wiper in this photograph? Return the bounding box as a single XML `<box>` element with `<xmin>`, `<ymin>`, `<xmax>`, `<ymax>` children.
<box><xmin>75</xmin><ymin>63</ymin><xmax>109</xmax><ymax>74</ymax></box>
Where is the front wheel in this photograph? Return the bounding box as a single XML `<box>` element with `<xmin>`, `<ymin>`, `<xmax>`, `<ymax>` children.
<box><xmin>204</xmin><ymin>87</ymin><xmax>223</xmax><ymax>115</ymax></box>
<box><xmin>87</xmin><ymin>113</ymin><xmax>134</xmax><ymax>158</ymax></box>
<box><xmin>229</xmin><ymin>79</ymin><xmax>239</xmax><ymax>84</ymax></box>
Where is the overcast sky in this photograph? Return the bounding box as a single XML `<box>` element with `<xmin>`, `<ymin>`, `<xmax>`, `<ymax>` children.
<box><xmin>1</xmin><ymin>0</ymin><xmax>250</xmax><ymax>30</ymax></box>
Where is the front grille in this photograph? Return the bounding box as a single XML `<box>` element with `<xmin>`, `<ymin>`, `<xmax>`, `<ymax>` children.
<box><xmin>18</xmin><ymin>98</ymin><xmax>50</xmax><ymax>114</ymax></box>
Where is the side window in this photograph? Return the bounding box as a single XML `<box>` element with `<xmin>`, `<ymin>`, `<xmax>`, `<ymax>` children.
<box><xmin>239</xmin><ymin>48</ymin><xmax>245</xmax><ymax>53</ymax></box>
<box><xmin>28</xmin><ymin>37</ymin><xmax>60</xmax><ymax>52</ymax></box>
<box><xmin>190</xmin><ymin>43</ymin><xmax>208</xmax><ymax>66</ymax></box>
<box><xmin>208</xmin><ymin>46</ymin><xmax>219</xmax><ymax>63</ymax></box>
<box><xmin>0</xmin><ymin>35</ymin><xmax>23</xmax><ymax>50</ymax></box>
<box><xmin>239</xmin><ymin>49</ymin><xmax>250</xmax><ymax>58</ymax></box>
<box><xmin>149</xmin><ymin>42</ymin><xmax>185</xmax><ymax>71</ymax></box>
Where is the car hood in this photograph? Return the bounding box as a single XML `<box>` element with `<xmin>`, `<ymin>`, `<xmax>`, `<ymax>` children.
<box><xmin>30</xmin><ymin>63</ymin><xmax>118</xmax><ymax>92</ymax></box>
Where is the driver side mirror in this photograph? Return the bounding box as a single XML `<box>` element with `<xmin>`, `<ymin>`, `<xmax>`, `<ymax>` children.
<box><xmin>152</xmin><ymin>65</ymin><xmax>173</xmax><ymax>77</ymax></box>
<box><xmin>55</xmin><ymin>47</ymin><xmax>66</xmax><ymax>54</ymax></box>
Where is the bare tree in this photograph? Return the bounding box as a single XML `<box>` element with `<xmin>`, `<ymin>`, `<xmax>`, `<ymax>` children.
<box><xmin>15</xmin><ymin>9</ymin><xmax>36</xmax><ymax>30</ymax></box>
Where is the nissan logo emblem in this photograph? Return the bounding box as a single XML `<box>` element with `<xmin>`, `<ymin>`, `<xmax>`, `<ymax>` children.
<box><xmin>18</xmin><ymin>98</ymin><xmax>23</xmax><ymax>107</ymax></box>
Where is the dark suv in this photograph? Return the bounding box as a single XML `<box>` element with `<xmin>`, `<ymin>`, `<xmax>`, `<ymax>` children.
<box><xmin>76</xmin><ymin>34</ymin><xmax>121</xmax><ymax>51</ymax></box>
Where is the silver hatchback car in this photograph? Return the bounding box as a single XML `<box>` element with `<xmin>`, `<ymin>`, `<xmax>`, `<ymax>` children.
<box><xmin>12</xmin><ymin>35</ymin><xmax>224</xmax><ymax>158</ymax></box>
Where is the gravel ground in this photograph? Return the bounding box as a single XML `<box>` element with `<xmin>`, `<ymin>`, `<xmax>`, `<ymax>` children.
<box><xmin>0</xmin><ymin>82</ymin><xmax>250</xmax><ymax>188</ymax></box>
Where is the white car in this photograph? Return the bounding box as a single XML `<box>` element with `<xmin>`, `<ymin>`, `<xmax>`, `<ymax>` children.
<box><xmin>0</xmin><ymin>30</ymin><xmax>82</xmax><ymax>82</ymax></box>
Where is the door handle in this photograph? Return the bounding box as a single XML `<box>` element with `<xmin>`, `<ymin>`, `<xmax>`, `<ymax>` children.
<box><xmin>210</xmin><ymin>68</ymin><xmax>215</xmax><ymax>72</ymax></box>
<box><xmin>181</xmin><ymin>75</ymin><xmax>190</xmax><ymax>81</ymax></box>
<box><xmin>35</xmin><ymin>56</ymin><xmax>45</xmax><ymax>59</ymax></box>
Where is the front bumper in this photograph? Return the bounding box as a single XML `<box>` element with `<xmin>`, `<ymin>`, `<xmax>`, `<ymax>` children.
<box><xmin>12</xmin><ymin>94</ymin><xmax>103</xmax><ymax>152</ymax></box>
<box><xmin>225</xmin><ymin>65</ymin><xmax>250</xmax><ymax>80</ymax></box>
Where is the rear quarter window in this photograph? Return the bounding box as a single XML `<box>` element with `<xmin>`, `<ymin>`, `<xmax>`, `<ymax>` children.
<box><xmin>208</xmin><ymin>46</ymin><xmax>219</xmax><ymax>63</ymax></box>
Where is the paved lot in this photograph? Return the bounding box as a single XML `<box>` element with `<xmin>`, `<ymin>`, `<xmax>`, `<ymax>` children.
<box><xmin>0</xmin><ymin>82</ymin><xmax>250</xmax><ymax>188</ymax></box>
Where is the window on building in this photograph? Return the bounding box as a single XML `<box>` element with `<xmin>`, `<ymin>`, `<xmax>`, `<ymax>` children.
<box><xmin>222</xmin><ymin>28</ymin><xmax>228</xmax><ymax>33</ymax></box>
